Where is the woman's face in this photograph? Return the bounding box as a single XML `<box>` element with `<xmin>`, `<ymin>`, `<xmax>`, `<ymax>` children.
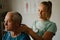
<box><xmin>38</xmin><ymin>4</ymin><xmax>49</xmax><ymax>20</ymax></box>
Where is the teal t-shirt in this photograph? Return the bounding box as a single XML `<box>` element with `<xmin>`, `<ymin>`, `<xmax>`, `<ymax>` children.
<box><xmin>32</xmin><ymin>19</ymin><xmax>57</xmax><ymax>36</ymax></box>
<box><xmin>2</xmin><ymin>32</ymin><xmax>30</xmax><ymax>40</ymax></box>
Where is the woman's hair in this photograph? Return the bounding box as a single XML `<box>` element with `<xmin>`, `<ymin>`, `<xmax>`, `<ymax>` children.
<box><xmin>41</xmin><ymin>1</ymin><xmax>52</xmax><ymax>19</ymax></box>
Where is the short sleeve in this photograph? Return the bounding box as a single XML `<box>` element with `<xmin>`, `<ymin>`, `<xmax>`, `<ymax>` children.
<box><xmin>47</xmin><ymin>23</ymin><xmax>57</xmax><ymax>34</ymax></box>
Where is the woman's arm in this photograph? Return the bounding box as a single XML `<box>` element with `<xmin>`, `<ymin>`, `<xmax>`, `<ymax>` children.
<box><xmin>21</xmin><ymin>24</ymin><xmax>54</xmax><ymax>40</ymax></box>
<box><xmin>27</xmin><ymin>28</ymin><xmax>54</xmax><ymax>40</ymax></box>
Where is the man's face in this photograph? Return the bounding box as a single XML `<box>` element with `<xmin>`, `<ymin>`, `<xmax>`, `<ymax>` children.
<box><xmin>4</xmin><ymin>13</ymin><xmax>14</xmax><ymax>31</ymax></box>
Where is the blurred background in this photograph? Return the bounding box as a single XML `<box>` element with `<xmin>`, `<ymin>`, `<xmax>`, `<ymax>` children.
<box><xmin>0</xmin><ymin>0</ymin><xmax>60</xmax><ymax>40</ymax></box>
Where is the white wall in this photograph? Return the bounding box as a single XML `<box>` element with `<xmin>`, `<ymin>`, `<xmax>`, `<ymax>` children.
<box><xmin>8</xmin><ymin>0</ymin><xmax>60</xmax><ymax>40</ymax></box>
<box><xmin>50</xmin><ymin>0</ymin><xmax>60</xmax><ymax>40</ymax></box>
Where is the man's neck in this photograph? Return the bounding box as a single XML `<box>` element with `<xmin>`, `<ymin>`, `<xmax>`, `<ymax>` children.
<box><xmin>10</xmin><ymin>27</ymin><xmax>21</xmax><ymax>37</ymax></box>
<box><xmin>11</xmin><ymin>32</ymin><xmax>21</xmax><ymax>37</ymax></box>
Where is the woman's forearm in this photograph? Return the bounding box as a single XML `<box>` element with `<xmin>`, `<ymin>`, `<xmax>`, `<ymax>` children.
<box><xmin>27</xmin><ymin>28</ymin><xmax>43</xmax><ymax>40</ymax></box>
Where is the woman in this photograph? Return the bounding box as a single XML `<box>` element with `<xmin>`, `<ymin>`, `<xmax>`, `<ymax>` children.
<box><xmin>21</xmin><ymin>1</ymin><xmax>57</xmax><ymax>40</ymax></box>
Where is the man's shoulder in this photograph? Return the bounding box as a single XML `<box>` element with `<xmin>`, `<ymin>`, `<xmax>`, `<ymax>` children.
<box><xmin>2</xmin><ymin>31</ymin><xmax>10</xmax><ymax>40</ymax></box>
<box><xmin>20</xmin><ymin>32</ymin><xmax>30</xmax><ymax>40</ymax></box>
<box><xmin>21</xmin><ymin>32</ymin><xmax>29</xmax><ymax>36</ymax></box>
<box><xmin>3</xmin><ymin>31</ymin><xmax>10</xmax><ymax>38</ymax></box>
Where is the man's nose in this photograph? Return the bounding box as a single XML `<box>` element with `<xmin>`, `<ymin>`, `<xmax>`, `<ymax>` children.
<box><xmin>4</xmin><ymin>22</ymin><xmax>8</xmax><ymax>26</ymax></box>
<box><xmin>40</xmin><ymin>11</ymin><xmax>42</xmax><ymax>14</ymax></box>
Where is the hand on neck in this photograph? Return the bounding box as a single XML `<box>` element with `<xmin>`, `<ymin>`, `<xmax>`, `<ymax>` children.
<box><xmin>10</xmin><ymin>27</ymin><xmax>21</xmax><ymax>37</ymax></box>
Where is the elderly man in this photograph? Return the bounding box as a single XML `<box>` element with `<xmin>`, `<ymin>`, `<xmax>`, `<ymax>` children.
<box><xmin>2</xmin><ymin>11</ymin><xmax>30</xmax><ymax>40</ymax></box>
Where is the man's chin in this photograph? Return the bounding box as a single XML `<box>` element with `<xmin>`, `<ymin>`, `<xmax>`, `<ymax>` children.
<box><xmin>4</xmin><ymin>29</ymin><xmax>11</xmax><ymax>31</ymax></box>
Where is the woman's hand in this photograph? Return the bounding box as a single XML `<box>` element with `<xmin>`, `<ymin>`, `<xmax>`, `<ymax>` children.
<box><xmin>19</xmin><ymin>24</ymin><xmax>32</xmax><ymax>33</ymax></box>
